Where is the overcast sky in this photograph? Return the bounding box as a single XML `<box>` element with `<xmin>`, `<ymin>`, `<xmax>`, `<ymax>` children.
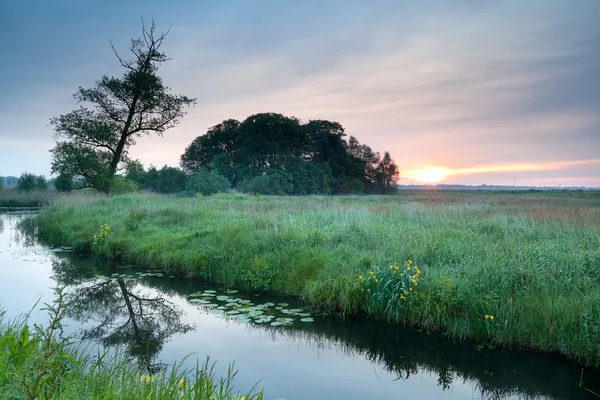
<box><xmin>1</xmin><ymin>0</ymin><xmax>599</xmax><ymax>186</ymax></box>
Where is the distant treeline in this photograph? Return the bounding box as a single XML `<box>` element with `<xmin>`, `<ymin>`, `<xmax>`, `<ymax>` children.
<box><xmin>0</xmin><ymin>173</ymin><xmax>48</xmax><ymax>192</ymax></box>
<box><xmin>7</xmin><ymin>113</ymin><xmax>400</xmax><ymax>197</ymax></box>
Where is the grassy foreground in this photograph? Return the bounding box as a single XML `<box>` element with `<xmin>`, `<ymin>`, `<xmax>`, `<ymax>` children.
<box><xmin>0</xmin><ymin>291</ymin><xmax>262</xmax><ymax>400</ymax></box>
<box><xmin>34</xmin><ymin>191</ymin><xmax>600</xmax><ymax>366</ymax></box>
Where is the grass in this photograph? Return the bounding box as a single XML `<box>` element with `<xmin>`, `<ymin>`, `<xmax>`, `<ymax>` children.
<box><xmin>0</xmin><ymin>289</ymin><xmax>263</xmax><ymax>400</ymax></box>
<box><xmin>0</xmin><ymin>187</ymin><xmax>56</xmax><ymax>208</ymax></box>
<box><xmin>33</xmin><ymin>190</ymin><xmax>600</xmax><ymax>367</ymax></box>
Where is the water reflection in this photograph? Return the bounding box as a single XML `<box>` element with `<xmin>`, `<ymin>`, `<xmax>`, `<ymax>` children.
<box><xmin>47</xmin><ymin>254</ymin><xmax>600</xmax><ymax>400</ymax></box>
<box><xmin>51</xmin><ymin>257</ymin><xmax>193</xmax><ymax>372</ymax></box>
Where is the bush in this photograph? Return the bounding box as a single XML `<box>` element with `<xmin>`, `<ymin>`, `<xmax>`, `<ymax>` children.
<box><xmin>111</xmin><ymin>176</ymin><xmax>139</xmax><ymax>194</ymax></box>
<box><xmin>236</xmin><ymin>170</ymin><xmax>293</xmax><ymax>195</ymax></box>
<box><xmin>53</xmin><ymin>173</ymin><xmax>74</xmax><ymax>192</ymax></box>
<box><xmin>185</xmin><ymin>169</ymin><xmax>230</xmax><ymax>196</ymax></box>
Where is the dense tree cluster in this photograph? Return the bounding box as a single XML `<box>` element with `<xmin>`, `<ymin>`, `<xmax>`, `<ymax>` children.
<box><xmin>180</xmin><ymin>113</ymin><xmax>399</xmax><ymax>195</ymax></box>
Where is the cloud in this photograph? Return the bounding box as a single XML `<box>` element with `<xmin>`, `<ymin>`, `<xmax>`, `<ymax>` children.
<box><xmin>0</xmin><ymin>0</ymin><xmax>598</xmax><ymax>186</ymax></box>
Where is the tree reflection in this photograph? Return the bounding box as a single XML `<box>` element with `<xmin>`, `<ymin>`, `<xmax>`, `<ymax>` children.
<box><xmin>51</xmin><ymin>258</ymin><xmax>193</xmax><ymax>372</ymax></box>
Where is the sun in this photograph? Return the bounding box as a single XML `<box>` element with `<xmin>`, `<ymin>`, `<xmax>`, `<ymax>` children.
<box><xmin>411</xmin><ymin>168</ymin><xmax>451</xmax><ymax>184</ymax></box>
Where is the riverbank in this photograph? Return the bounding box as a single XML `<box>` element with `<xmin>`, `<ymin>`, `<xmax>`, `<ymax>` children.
<box><xmin>33</xmin><ymin>191</ymin><xmax>600</xmax><ymax>367</ymax></box>
<box><xmin>0</xmin><ymin>296</ymin><xmax>262</xmax><ymax>400</ymax></box>
<box><xmin>0</xmin><ymin>188</ymin><xmax>55</xmax><ymax>207</ymax></box>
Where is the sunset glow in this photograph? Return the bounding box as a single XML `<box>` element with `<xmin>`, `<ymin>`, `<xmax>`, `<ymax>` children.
<box><xmin>0</xmin><ymin>1</ymin><xmax>598</xmax><ymax>187</ymax></box>
<box><xmin>410</xmin><ymin>168</ymin><xmax>451</xmax><ymax>184</ymax></box>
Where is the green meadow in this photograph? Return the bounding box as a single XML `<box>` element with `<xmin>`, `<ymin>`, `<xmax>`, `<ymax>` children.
<box><xmin>33</xmin><ymin>190</ymin><xmax>600</xmax><ymax>367</ymax></box>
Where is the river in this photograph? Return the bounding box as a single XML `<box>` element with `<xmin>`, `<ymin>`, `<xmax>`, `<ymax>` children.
<box><xmin>1</xmin><ymin>210</ymin><xmax>598</xmax><ymax>399</ymax></box>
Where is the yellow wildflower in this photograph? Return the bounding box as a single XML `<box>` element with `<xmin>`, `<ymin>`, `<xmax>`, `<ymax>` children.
<box><xmin>178</xmin><ymin>379</ymin><xmax>185</xmax><ymax>388</ymax></box>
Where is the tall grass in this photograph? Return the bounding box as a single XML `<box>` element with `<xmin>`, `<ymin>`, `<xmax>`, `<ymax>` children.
<box><xmin>34</xmin><ymin>191</ymin><xmax>600</xmax><ymax>366</ymax></box>
<box><xmin>0</xmin><ymin>187</ymin><xmax>56</xmax><ymax>207</ymax></box>
<box><xmin>0</xmin><ymin>289</ymin><xmax>263</xmax><ymax>400</ymax></box>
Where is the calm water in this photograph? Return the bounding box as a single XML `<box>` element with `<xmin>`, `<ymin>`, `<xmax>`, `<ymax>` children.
<box><xmin>1</xmin><ymin>210</ymin><xmax>599</xmax><ymax>400</ymax></box>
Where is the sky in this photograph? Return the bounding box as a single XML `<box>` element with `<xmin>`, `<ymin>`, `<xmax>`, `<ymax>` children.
<box><xmin>0</xmin><ymin>0</ymin><xmax>599</xmax><ymax>187</ymax></box>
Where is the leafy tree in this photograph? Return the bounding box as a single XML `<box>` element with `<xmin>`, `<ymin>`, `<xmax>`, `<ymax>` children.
<box><xmin>53</xmin><ymin>173</ymin><xmax>74</xmax><ymax>192</ymax></box>
<box><xmin>235</xmin><ymin>113</ymin><xmax>309</xmax><ymax>179</ymax></box>
<box><xmin>143</xmin><ymin>166</ymin><xmax>159</xmax><ymax>191</ymax></box>
<box><xmin>185</xmin><ymin>169</ymin><xmax>230</xmax><ymax>196</ymax></box>
<box><xmin>50</xmin><ymin>21</ymin><xmax>195</xmax><ymax>194</ymax></box>
<box><xmin>374</xmin><ymin>151</ymin><xmax>399</xmax><ymax>193</ymax></box>
<box><xmin>16</xmin><ymin>173</ymin><xmax>37</xmax><ymax>193</ymax></box>
<box><xmin>0</xmin><ymin>176</ymin><xmax>3</xmax><ymax>190</ymax></box>
<box><xmin>305</xmin><ymin>120</ymin><xmax>351</xmax><ymax>192</ymax></box>
<box><xmin>181</xmin><ymin>119</ymin><xmax>240</xmax><ymax>184</ymax></box>
<box><xmin>347</xmin><ymin>136</ymin><xmax>381</xmax><ymax>193</ymax></box>
<box><xmin>156</xmin><ymin>166</ymin><xmax>187</xmax><ymax>194</ymax></box>
<box><xmin>125</xmin><ymin>159</ymin><xmax>147</xmax><ymax>185</ymax></box>
<box><xmin>35</xmin><ymin>175</ymin><xmax>48</xmax><ymax>191</ymax></box>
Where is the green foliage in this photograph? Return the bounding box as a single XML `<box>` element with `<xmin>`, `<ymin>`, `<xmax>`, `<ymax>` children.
<box><xmin>359</xmin><ymin>260</ymin><xmax>422</xmax><ymax>321</ymax></box>
<box><xmin>0</xmin><ymin>176</ymin><xmax>4</xmax><ymax>190</ymax></box>
<box><xmin>237</xmin><ymin>169</ymin><xmax>293</xmax><ymax>195</ymax></box>
<box><xmin>50</xmin><ymin>21</ymin><xmax>195</xmax><ymax>194</ymax></box>
<box><xmin>374</xmin><ymin>151</ymin><xmax>399</xmax><ymax>193</ymax></box>
<box><xmin>241</xmin><ymin>257</ymin><xmax>276</xmax><ymax>291</ymax></box>
<box><xmin>182</xmin><ymin>114</ymin><xmax>399</xmax><ymax>194</ymax></box>
<box><xmin>16</xmin><ymin>173</ymin><xmax>38</xmax><ymax>193</ymax></box>
<box><xmin>53</xmin><ymin>173</ymin><xmax>74</xmax><ymax>192</ymax></box>
<box><xmin>185</xmin><ymin>169</ymin><xmax>230</xmax><ymax>196</ymax></box>
<box><xmin>111</xmin><ymin>175</ymin><xmax>140</xmax><ymax>194</ymax></box>
<box><xmin>181</xmin><ymin>119</ymin><xmax>239</xmax><ymax>184</ymax></box>
<box><xmin>1</xmin><ymin>288</ymin><xmax>75</xmax><ymax>399</ymax></box>
<box><xmin>34</xmin><ymin>191</ymin><xmax>600</xmax><ymax>366</ymax></box>
<box><xmin>125</xmin><ymin>159</ymin><xmax>147</xmax><ymax>185</ymax></box>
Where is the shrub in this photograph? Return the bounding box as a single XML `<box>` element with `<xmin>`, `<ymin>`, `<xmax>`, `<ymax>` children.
<box><xmin>237</xmin><ymin>170</ymin><xmax>293</xmax><ymax>195</ymax></box>
<box><xmin>111</xmin><ymin>176</ymin><xmax>139</xmax><ymax>194</ymax></box>
<box><xmin>53</xmin><ymin>173</ymin><xmax>74</xmax><ymax>192</ymax></box>
<box><xmin>185</xmin><ymin>169</ymin><xmax>230</xmax><ymax>196</ymax></box>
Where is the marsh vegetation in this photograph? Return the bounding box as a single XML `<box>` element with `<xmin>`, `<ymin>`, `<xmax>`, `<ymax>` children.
<box><xmin>32</xmin><ymin>190</ymin><xmax>600</xmax><ymax>367</ymax></box>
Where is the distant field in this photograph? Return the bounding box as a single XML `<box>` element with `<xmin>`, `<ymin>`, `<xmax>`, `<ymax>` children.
<box><xmin>34</xmin><ymin>190</ymin><xmax>600</xmax><ymax>366</ymax></box>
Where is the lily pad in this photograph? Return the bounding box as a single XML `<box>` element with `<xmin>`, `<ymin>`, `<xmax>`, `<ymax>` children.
<box><xmin>226</xmin><ymin>290</ymin><xmax>239</xmax><ymax>294</ymax></box>
<box><xmin>300</xmin><ymin>317</ymin><xmax>314</xmax><ymax>322</ymax></box>
<box><xmin>189</xmin><ymin>299</ymin><xmax>211</xmax><ymax>304</ymax></box>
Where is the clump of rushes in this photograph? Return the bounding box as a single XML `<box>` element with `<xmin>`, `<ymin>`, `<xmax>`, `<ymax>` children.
<box><xmin>360</xmin><ymin>260</ymin><xmax>422</xmax><ymax>321</ymax></box>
